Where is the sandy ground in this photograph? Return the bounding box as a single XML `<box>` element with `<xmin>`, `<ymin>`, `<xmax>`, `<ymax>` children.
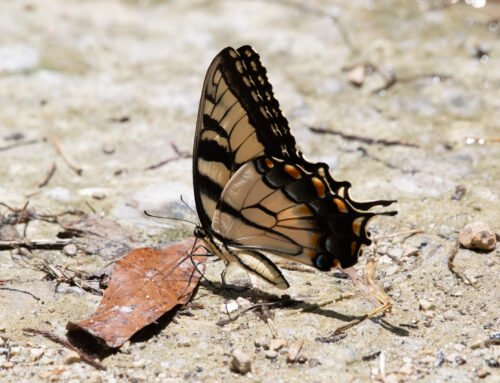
<box><xmin>0</xmin><ymin>0</ymin><xmax>499</xmax><ymax>382</ymax></box>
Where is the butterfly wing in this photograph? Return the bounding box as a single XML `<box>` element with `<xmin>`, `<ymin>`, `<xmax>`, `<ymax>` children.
<box><xmin>193</xmin><ymin>46</ymin><xmax>301</xmax><ymax>231</ymax></box>
<box><xmin>194</xmin><ymin>45</ymin><xmax>397</xmax><ymax>286</ymax></box>
<box><xmin>212</xmin><ymin>157</ymin><xmax>396</xmax><ymax>270</ymax></box>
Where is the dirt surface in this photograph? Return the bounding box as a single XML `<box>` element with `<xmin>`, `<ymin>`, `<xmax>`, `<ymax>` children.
<box><xmin>0</xmin><ymin>0</ymin><xmax>499</xmax><ymax>382</ymax></box>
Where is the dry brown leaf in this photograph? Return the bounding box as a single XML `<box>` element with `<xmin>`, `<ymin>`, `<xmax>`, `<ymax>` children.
<box><xmin>67</xmin><ymin>238</ymin><xmax>205</xmax><ymax>348</ymax></box>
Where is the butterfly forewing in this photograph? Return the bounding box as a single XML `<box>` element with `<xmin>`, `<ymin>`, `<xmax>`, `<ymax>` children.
<box><xmin>194</xmin><ymin>47</ymin><xmax>302</xmax><ymax>230</ymax></box>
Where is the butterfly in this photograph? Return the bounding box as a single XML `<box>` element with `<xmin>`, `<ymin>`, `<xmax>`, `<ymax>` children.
<box><xmin>192</xmin><ymin>45</ymin><xmax>396</xmax><ymax>289</ymax></box>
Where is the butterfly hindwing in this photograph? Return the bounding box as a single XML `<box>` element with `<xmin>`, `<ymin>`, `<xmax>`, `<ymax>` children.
<box><xmin>211</xmin><ymin>157</ymin><xmax>393</xmax><ymax>270</ymax></box>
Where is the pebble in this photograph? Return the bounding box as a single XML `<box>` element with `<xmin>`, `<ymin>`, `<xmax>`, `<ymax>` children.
<box><xmin>286</xmin><ymin>340</ymin><xmax>304</xmax><ymax>363</ymax></box>
<box><xmin>455</xmin><ymin>355</ymin><xmax>466</xmax><ymax>365</ymax></box>
<box><xmin>221</xmin><ymin>300</ymin><xmax>239</xmax><ymax>314</ymax></box>
<box><xmin>133</xmin><ymin>359</ymin><xmax>146</xmax><ymax>367</ymax></box>
<box><xmin>377</xmin><ymin>245</ymin><xmax>388</xmax><ymax>255</ymax></box>
<box><xmin>63</xmin><ymin>244</ymin><xmax>78</xmax><ymax>257</ymax></box>
<box><xmin>399</xmin><ymin>364</ymin><xmax>413</xmax><ymax>375</ymax></box>
<box><xmin>236</xmin><ymin>297</ymin><xmax>252</xmax><ymax>307</ymax></box>
<box><xmin>347</xmin><ymin>65</ymin><xmax>366</xmax><ymax>87</ymax></box>
<box><xmin>458</xmin><ymin>221</ymin><xmax>496</xmax><ymax>252</ymax></box>
<box><xmin>63</xmin><ymin>350</ymin><xmax>81</xmax><ymax>365</ymax></box>
<box><xmin>30</xmin><ymin>348</ymin><xmax>45</xmax><ymax>362</ymax></box>
<box><xmin>176</xmin><ymin>337</ymin><xmax>191</xmax><ymax>347</ymax></box>
<box><xmin>444</xmin><ymin>310</ymin><xmax>458</xmax><ymax>321</ymax></box>
<box><xmin>88</xmin><ymin>372</ymin><xmax>103</xmax><ymax>383</ymax></box>
<box><xmin>230</xmin><ymin>349</ymin><xmax>251</xmax><ymax>374</ymax></box>
<box><xmin>387</xmin><ymin>247</ymin><xmax>404</xmax><ymax>258</ymax></box>
<box><xmin>485</xmin><ymin>358</ymin><xmax>499</xmax><ymax>368</ymax></box>
<box><xmin>2</xmin><ymin>361</ymin><xmax>14</xmax><ymax>369</ymax></box>
<box><xmin>308</xmin><ymin>358</ymin><xmax>321</xmax><ymax>368</ymax></box>
<box><xmin>91</xmin><ymin>190</ymin><xmax>106</xmax><ymax>200</ymax></box>
<box><xmin>419</xmin><ymin>299</ymin><xmax>435</xmax><ymax>311</ymax></box>
<box><xmin>264</xmin><ymin>350</ymin><xmax>278</xmax><ymax>360</ymax></box>
<box><xmin>254</xmin><ymin>338</ymin><xmax>268</xmax><ymax>349</ymax></box>
<box><xmin>102</xmin><ymin>144</ymin><xmax>116</xmax><ymax>154</ymax></box>
<box><xmin>269</xmin><ymin>338</ymin><xmax>287</xmax><ymax>351</ymax></box>
<box><xmin>476</xmin><ymin>367</ymin><xmax>490</xmax><ymax>378</ymax></box>
<box><xmin>384</xmin><ymin>373</ymin><xmax>401</xmax><ymax>383</ymax></box>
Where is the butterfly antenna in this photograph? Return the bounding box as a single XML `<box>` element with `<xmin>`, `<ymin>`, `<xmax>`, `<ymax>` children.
<box><xmin>143</xmin><ymin>210</ymin><xmax>198</xmax><ymax>226</ymax></box>
<box><xmin>180</xmin><ymin>195</ymin><xmax>198</xmax><ymax>221</ymax></box>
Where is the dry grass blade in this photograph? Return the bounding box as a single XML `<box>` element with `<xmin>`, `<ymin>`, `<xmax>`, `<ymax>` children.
<box><xmin>447</xmin><ymin>243</ymin><xmax>478</xmax><ymax>289</ymax></box>
<box><xmin>334</xmin><ymin>257</ymin><xmax>392</xmax><ymax>334</ymax></box>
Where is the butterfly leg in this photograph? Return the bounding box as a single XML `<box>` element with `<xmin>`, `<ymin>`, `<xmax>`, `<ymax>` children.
<box><xmin>333</xmin><ymin>255</ymin><xmax>392</xmax><ymax>334</ymax></box>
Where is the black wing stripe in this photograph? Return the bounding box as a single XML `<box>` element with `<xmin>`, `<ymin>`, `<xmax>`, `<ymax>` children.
<box><xmin>217</xmin><ymin>200</ymin><xmax>315</xmax><ymax>253</ymax></box>
<box><xmin>197</xmin><ymin>173</ymin><xmax>224</xmax><ymax>203</ymax></box>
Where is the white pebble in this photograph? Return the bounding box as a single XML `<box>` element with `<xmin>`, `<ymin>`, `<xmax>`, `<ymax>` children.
<box><xmin>231</xmin><ymin>349</ymin><xmax>252</xmax><ymax>374</ymax></box>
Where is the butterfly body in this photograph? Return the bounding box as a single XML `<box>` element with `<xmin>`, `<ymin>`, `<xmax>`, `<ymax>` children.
<box><xmin>193</xmin><ymin>46</ymin><xmax>396</xmax><ymax>289</ymax></box>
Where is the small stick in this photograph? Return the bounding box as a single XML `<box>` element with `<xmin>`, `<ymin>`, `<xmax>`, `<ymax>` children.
<box><xmin>38</xmin><ymin>162</ymin><xmax>57</xmax><ymax>188</ymax></box>
<box><xmin>0</xmin><ymin>139</ymin><xmax>41</xmax><ymax>152</ymax></box>
<box><xmin>371</xmin><ymin>73</ymin><xmax>451</xmax><ymax>94</ymax></box>
<box><xmin>371</xmin><ymin>229</ymin><xmax>423</xmax><ymax>241</ymax></box>
<box><xmin>299</xmin><ymin>292</ymin><xmax>356</xmax><ymax>313</ymax></box>
<box><xmin>50</xmin><ymin>134</ymin><xmax>83</xmax><ymax>175</ymax></box>
<box><xmin>22</xmin><ymin>328</ymin><xmax>106</xmax><ymax>370</ymax></box>
<box><xmin>310</xmin><ymin>126</ymin><xmax>419</xmax><ymax>148</ymax></box>
<box><xmin>0</xmin><ymin>239</ymin><xmax>72</xmax><ymax>251</ymax></box>
<box><xmin>216</xmin><ymin>302</ymin><xmax>282</xmax><ymax>326</ymax></box>
<box><xmin>447</xmin><ymin>244</ymin><xmax>478</xmax><ymax>289</ymax></box>
<box><xmin>261</xmin><ymin>304</ymin><xmax>278</xmax><ymax>338</ymax></box>
<box><xmin>0</xmin><ymin>287</ymin><xmax>41</xmax><ymax>301</ymax></box>
<box><xmin>145</xmin><ymin>143</ymin><xmax>191</xmax><ymax>171</ymax></box>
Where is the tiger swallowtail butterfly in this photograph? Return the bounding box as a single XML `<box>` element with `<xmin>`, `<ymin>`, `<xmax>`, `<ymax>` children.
<box><xmin>192</xmin><ymin>45</ymin><xmax>396</xmax><ymax>289</ymax></box>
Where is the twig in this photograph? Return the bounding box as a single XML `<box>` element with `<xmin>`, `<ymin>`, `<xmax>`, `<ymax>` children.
<box><xmin>22</xmin><ymin>328</ymin><xmax>106</xmax><ymax>370</ymax></box>
<box><xmin>144</xmin><ymin>143</ymin><xmax>191</xmax><ymax>171</ymax></box>
<box><xmin>0</xmin><ymin>139</ymin><xmax>41</xmax><ymax>152</ymax></box>
<box><xmin>0</xmin><ymin>287</ymin><xmax>41</xmax><ymax>301</ymax></box>
<box><xmin>309</xmin><ymin>126</ymin><xmax>419</xmax><ymax>148</ymax></box>
<box><xmin>216</xmin><ymin>301</ymin><xmax>282</xmax><ymax>326</ymax></box>
<box><xmin>50</xmin><ymin>134</ymin><xmax>83</xmax><ymax>175</ymax></box>
<box><xmin>447</xmin><ymin>244</ymin><xmax>478</xmax><ymax>289</ymax></box>
<box><xmin>0</xmin><ymin>202</ymin><xmax>85</xmax><ymax>224</ymax></box>
<box><xmin>299</xmin><ymin>292</ymin><xmax>356</xmax><ymax>313</ymax></box>
<box><xmin>315</xmin><ymin>332</ymin><xmax>347</xmax><ymax>343</ymax></box>
<box><xmin>0</xmin><ymin>239</ymin><xmax>72</xmax><ymax>251</ymax></box>
<box><xmin>40</xmin><ymin>261</ymin><xmax>102</xmax><ymax>296</ymax></box>
<box><xmin>371</xmin><ymin>229</ymin><xmax>424</xmax><ymax>242</ymax></box>
<box><xmin>260</xmin><ymin>304</ymin><xmax>278</xmax><ymax>338</ymax></box>
<box><xmin>38</xmin><ymin>162</ymin><xmax>57</xmax><ymax>188</ymax></box>
<box><xmin>371</xmin><ymin>73</ymin><xmax>451</xmax><ymax>94</ymax></box>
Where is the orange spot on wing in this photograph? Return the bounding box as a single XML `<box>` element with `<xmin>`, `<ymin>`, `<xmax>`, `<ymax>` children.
<box><xmin>311</xmin><ymin>177</ymin><xmax>326</xmax><ymax>198</ymax></box>
<box><xmin>332</xmin><ymin>259</ymin><xmax>341</xmax><ymax>269</ymax></box>
<box><xmin>333</xmin><ymin>198</ymin><xmax>348</xmax><ymax>213</ymax></box>
<box><xmin>298</xmin><ymin>204</ymin><xmax>312</xmax><ymax>216</ymax></box>
<box><xmin>265</xmin><ymin>158</ymin><xmax>274</xmax><ymax>168</ymax></box>
<box><xmin>305</xmin><ymin>249</ymin><xmax>316</xmax><ymax>260</ymax></box>
<box><xmin>284</xmin><ymin>164</ymin><xmax>301</xmax><ymax>179</ymax></box>
<box><xmin>352</xmin><ymin>217</ymin><xmax>364</xmax><ymax>236</ymax></box>
<box><xmin>351</xmin><ymin>241</ymin><xmax>358</xmax><ymax>257</ymax></box>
